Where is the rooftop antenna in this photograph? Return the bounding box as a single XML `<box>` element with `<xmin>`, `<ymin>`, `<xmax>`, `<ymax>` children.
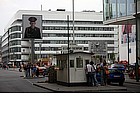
<box><xmin>41</xmin><ymin>4</ymin><xmax>42</xmax><ymax>11</ymax></box>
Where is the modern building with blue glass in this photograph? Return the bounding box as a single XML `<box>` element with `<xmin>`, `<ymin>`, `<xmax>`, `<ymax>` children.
<box><xmin>103</xmin><ymin>0</ymin><xmax>140</xmax><ymax>80</ymax></box>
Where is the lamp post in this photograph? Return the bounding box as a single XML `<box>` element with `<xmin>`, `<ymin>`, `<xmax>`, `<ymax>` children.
<box><xmin>127</xmin><ymin>24</ymin><xmax>130</xmax><ymax>67</ymax></box>
<box><xmin>67</xmin><ymin>15</ymin><xmax>70</xmax><ymax>86</ymax></box>
<box><xmin>39</xmin><ymin>43</ymin><xmax>42</xmax><ymax>60</ymax></box>
<box><xmin>134</xmin><ymin>0</ymin><xmax>139</xmax><ymax>82</ymax></box>
<box><xmin>39</xmin><ymin>42</ymin><xmax>42</xmax><ymax>66</ymax></box>
<box><xmin>72</xmin><ymin>0</ymin><xmax>75</xmax><ymax>44</ymax></box>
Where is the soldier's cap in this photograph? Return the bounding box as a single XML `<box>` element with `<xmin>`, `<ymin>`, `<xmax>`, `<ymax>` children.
<box><xmin>28</xmin><ymin>17</ymin><xmax>37</xmax><ymax>22</ymax></box>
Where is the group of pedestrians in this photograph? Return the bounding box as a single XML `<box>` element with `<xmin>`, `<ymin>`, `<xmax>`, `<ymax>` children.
<box><xmin>85</xmin><ymin>60</ymin><xmax>109</xmax><ymax>86</ymax></box>
<box><xmin>21</xmin><ymin>62</ymin><xmax>39</xmax><ymax>78</ymax></box>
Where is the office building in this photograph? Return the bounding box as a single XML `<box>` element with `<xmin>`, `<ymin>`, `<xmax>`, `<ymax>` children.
<box><xmin>0</xmin><ymin>36</ymin><xmax>2</xmax><ymax>63</ymax></box>
<box><xmin>103</xmin><ymin>0</ymin><xmax>140</xmax><ymax>64</ymax></box>
<box><xmin>1</xmin><ymin>10</ymin><xmax>119</xmax><ymax>66</ymax></box>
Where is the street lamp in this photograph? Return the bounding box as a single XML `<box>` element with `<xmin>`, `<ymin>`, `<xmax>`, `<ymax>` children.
<box><xmin>127</xmin><ymin>24</ymin><xmax>130</xmax><ymax>67</ymax></box>
<box><xmin>39</xmin><ymin>42</ymin><xmax>42</xmax><ymax>66</ymax></box>
<box><xmin>67</xmin><ymin>15</ymin><xmax>70</xmax><ymax>86</ymax></box>
<box><xmin>72</xmin><ymin>0</ymin><xmax>75</xmax><ymax>45</ymax></box>
<box><xmin>133</xmin><ymin>0</ymin><xmax>140</xmax><ymax>82</ymax></box>
<box><xmin>39</xmin><ymin>43</ymin><xmax>42</xmax><ymax>60</ymax></box>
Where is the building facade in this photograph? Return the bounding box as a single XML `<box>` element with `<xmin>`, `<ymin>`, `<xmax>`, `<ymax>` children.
<box><xmin>1</xmin><ymin>10</ymin><xmax>119</xmax><ymax>66</ymax></box>
<box><xmin>119</xmin><ymin>24</ymin><xmax>136</xmax><ymax>64</ymax></box>
<box><xmin>103</xmin><ymin>0</ymin><xmax>140</xmax><ymax>64</ymax></box>
<box><xmin>0</xmin><ymin>36</ymin><xmax>2</xmax><ymax>63</ymax></box>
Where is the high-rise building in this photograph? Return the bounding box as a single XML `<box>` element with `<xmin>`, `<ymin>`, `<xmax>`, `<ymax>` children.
<box><xmin>103</xmin><ymin>0</ymin><xmax>140</xmax><ymax>64</ymax></box>
<box><xmin>0</xmin><ymin>36</ymin><xmax>2</xmax><ymax>63</ymax></box>
<box><xmin>1</xmin><ymin>10</ymin><xmax>119</xmax><ymax>66</ymax></box>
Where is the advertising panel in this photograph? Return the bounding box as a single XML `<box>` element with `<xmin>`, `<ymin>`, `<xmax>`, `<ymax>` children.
<box><xmin>22</xmin><ymin>15</ymin><xmax>42</xmax><ymax>39</ymax></box>
<box><xmin>121</xmin><ymin>24</ymin><xmax>136</xmax><ymax>44</ymax></box>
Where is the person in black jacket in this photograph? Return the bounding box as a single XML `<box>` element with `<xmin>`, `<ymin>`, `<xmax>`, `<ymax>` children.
<box><xmin>24</xmin><ymin>17</ymin><xmax>41</xmax><ymax>39</ymax></box>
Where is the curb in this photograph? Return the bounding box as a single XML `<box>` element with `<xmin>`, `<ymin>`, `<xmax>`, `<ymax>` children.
<box><xmin>33</xmin><ymin>83</ymin><xmax>57</xmax><ymax>92</ymax></box>
<box><xmin>33</xmin><ymin>83</ymin><xmax>127</xmax><ymax>93</ymax></box>
<box><xmin>125</xmin><ymin>81</ymin><xmax>140</xmax><ymax>85</ymax></box>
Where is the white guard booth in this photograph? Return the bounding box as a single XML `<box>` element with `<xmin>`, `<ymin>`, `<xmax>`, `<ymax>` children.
<box><xmin>56</xmin><ymin>52</ymin><xmax>92</xmax><ymax>86</ymax></box>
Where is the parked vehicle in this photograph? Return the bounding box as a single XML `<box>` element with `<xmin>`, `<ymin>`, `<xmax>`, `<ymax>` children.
<box><xmin>111</xmin><ymin>64</ymin><xmax>125</xmax><ymax>71</ymax></box>
<box><xmin>128</xmin><ymin>63</ymin><xmax>140</xmax><ymax>79</ymax></box>
<box><xmin>38</xmin><ymin>66</ymin><xmax>47</xmax><ymax>75</ymax></box>
<box><xmin>107</xmin><ymin>68</ymin><xmax>125</xmax><ymax>86</ymax></box>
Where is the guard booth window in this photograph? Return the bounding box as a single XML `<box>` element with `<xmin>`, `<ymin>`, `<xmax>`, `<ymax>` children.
<box><xmin>85</xmin><ymin>60</ymin><xmax>90</xmax><ymax>65</ymax></box>
<box><xmin>76</xmin><ymin>57</ymin><xmax>83</xmax><ymax>68</ymax></box>
<box><xmin>57</xmin><ymin>59</ymin><xmax>67</xmax><ymax>70</ymax></box>
<box><xmin>70</xmin><ymin>60</ymin><xmax>74</xmax><ymax>68</ymax></box>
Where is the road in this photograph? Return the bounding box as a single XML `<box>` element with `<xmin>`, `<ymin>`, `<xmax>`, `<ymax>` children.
<box><xmin>108</xmin><ymin>81</ymin><xmax>140</xmax><ymax>93</ymax></box>
<box><xmin>124</xmin><ymin>82</ymin><xmax>140</xmax><ymax>93</ymax></box>
<box><xmin>0</xmin><ymin>68</ymin><xmax>140</xmax><ymax>93</ymax></box>
<box><xmin>0</xmin><ymin>69</ymin><xmax>52</xmax><ymax>93</ymax></box>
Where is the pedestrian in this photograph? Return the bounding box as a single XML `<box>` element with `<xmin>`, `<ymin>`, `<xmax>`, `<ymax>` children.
<box><xmin>33</xmin><ymin>64</ymin><xmax>37</xmax><ymax>77</ymax></box>
<box><xmin>104</xmin><ymin>65</ymin><xmax>109</xmax><ymax>85</ymax></box>
<box><xmin>86</xmin><ymin>61</ymin><xmax>94</xmax><ymax>86</ymax></box>
<box><xmin>103</xmin><ymin>60</ymin><xmax>108</xmax><ymax>85</ymax></box>
<box><xmin>100</xmin><ymin>60</ymin><xmax>107</xmax><ymax>86</ymax></box>
<box><xmin>30</xmin><ymin>64</ymin><xmax>34</xmax><ymax>77</ymax></box>
<box><xmin>96</xmin><ymin>64</ymin><xmax>101</xmax><ymax>84</ymax></box>
<box><xmin>26</xmin><ymin>63</ymin><xmax>31</xmax><ymax>77</ymax></box>
<box><xmin>23</xmin><ymin>64</ymin><xmax>28</xmax><ymax>78</ymax></box>
<box><xmin>36</xmin><ymin>65</ymin><xmax>39</xmax><ymax>77</ymax></box>
<box><xmin>100</xmin><ymin>62</ymin><xmax>105</xmax><ymax>86</ymax></box>
<box><xmin>90</xmin><ymin>61</ymin><xmax>99</xmax><ymax>86</ymax></box>
<box><xmin>85</xmin><ymin>61</ymin><xmax>89</xmax><ymax>85</ymax></box>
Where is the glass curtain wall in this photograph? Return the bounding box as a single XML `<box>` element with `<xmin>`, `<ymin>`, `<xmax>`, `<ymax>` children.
<box><xmin>103</xmin><ymin>0</ymin><xmax>136</xmax><ymax>21</ymax></box>
<box><xmin>117</xmin><ymin>0</ymin><xmax>126</xmax><ymax>17</ymax></box>
<box><xmin>103</xmin><ymin>0</ymin><xmax>116</xmax><ymax>20</ymax></box>
<box><xmin>127</xmin><ymin>0</ymin><xmax>135</xmax><ymax>15</ymax></box>
<box><xmin>110</xmin><ymin>0</ymin><xmax>117</xmax><ymax>18</ymax></box>
<box><xmin>138</xmin><ymin>0</ymin><xmax>140</xmax><ymax>13</ymax></box>
<box><xmin>103</xmin><ymin>0</ymin><xmax>110</xmax><ymax>20</ymax></box>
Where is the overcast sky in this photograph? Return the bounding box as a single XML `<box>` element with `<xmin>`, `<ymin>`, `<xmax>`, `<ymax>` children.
<box><xmin>0</xmin><ymin>0</ymin><xmax>103</xmax><ymax>35</ymax></box>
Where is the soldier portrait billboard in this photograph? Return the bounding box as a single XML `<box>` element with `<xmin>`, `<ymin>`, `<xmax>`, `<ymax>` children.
<box><xmin>22</xmin><ymin>15</ymin><xmax>42</xmax><ymax>39</ymax></box>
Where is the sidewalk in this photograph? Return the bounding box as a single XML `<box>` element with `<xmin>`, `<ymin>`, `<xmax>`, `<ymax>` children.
<box><xmin>22</xmin><ymin>76</ymin><xmax>127</xmax><ymax>93</ymax></box>
<box><xmin>33</xmin><ymin>82</ymin><xmax>127</xmax><ymax>93</ymax></box>
<box><xmin>21</xmin><ymin>73</ymin><xmax>140</xmax><ymax>93</ymax></box>
<box><xmin>31</xmin><ymin>74</ymin><xmax>140</xmax><ymax>93</ymax></box>
<box><xmin>124</xmin><ymin>73</ymin><xmax>140</xmax><ymax>85</ymax></box>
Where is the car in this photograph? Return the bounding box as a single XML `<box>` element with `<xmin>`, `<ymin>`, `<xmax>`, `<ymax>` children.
<box><xmin>128</xmin><ymin>63</ymin><xmax>140</xmax><ymax>79</ymax></box>
<box><xmin>111</xmin><ymin>64</ymin><xmax>125</xmax><ymax>71</ymax></box>
<box><xmin>38</xmin><ymin>66</ymin><xmax>47</xmax><ymax>75</ymax></box>
<box><xmin>107</xmin><ymin>68</ymin><xmax>125</xmax><ymax>86</ymax></box>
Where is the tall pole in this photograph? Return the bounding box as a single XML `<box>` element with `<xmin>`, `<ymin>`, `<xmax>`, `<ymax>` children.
<box><xmin>39</xmin><ymin>43</ymin><xmax>41</xmax><ymax>59</ymax></box>
<box><xmin>127</xmin><ymin>24</ymin><xmax>130</xmax><ymax>67</ymax></box>
<box><xmin>117</xmin><ymin>25</ymin><xmax>120</xmax><ymax>62</ymax></box>
<box><xmin>135</xmin><ymin>0</ymin><xmax>139</xmax><ymax>82</ymax></box>
<box><xmin>31</xmin><ymin>39</ymin><xmax>35</xmax><ymax>64</ymax></box>
<box><xmin>7</xmin><ymin>29</ymin><xmax>10</xmax><ymax>64</ymax></box>
<box><xmin>72</xmin><ymin>0</ymin><xmax>75</xmax><ymax>44</ymax></box>
<box><xmin>39</xmin><ymin>43</ymin><xmax>42</xmax><ymax>66</ymax></box>
<box><xmin>67</xmin><ymin>15</ymin><xmax>70</xmax><ymax>86</ymax></box>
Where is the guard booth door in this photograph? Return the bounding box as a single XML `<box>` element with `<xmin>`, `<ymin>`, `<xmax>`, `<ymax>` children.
<box><xmin>70</xmin><ymin>57</ymin><xmax>88</xmax><ymax>83</ymax></box>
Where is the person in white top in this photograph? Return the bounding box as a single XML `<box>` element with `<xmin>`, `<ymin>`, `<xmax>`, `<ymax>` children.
<box><xmin>90</xmin><ymin>61</ymin><xmax>98</xmax><ymax>86</ymax></box>
<box><xmin>85</xmin><ymin>62</ymin><xmax>94</xmax><ymax>86</ymax></box>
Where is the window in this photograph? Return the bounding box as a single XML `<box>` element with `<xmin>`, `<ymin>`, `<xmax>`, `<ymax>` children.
<box><xmin>127</xmin><ymin>0</ymin><xmax>135</xmax><ymax>15</ymax></box>
<box><xmin>117</xmin><ymin>0</ymin><xmax>126</xmax><ymax>17</ymax></box>
<box><xmin>70</xmin><ymin>60</ymin><xmax>74</xmax><ymax>68</ymax></box>
<box><xmin>110</xmin><ymin>0</ymin><xmax>117</xmax><ymax>18</ymax></box>
<box><xmin>76</xmin><ymin>57</ymin><xmax>83</xmax><ymax>68</ymax></box>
